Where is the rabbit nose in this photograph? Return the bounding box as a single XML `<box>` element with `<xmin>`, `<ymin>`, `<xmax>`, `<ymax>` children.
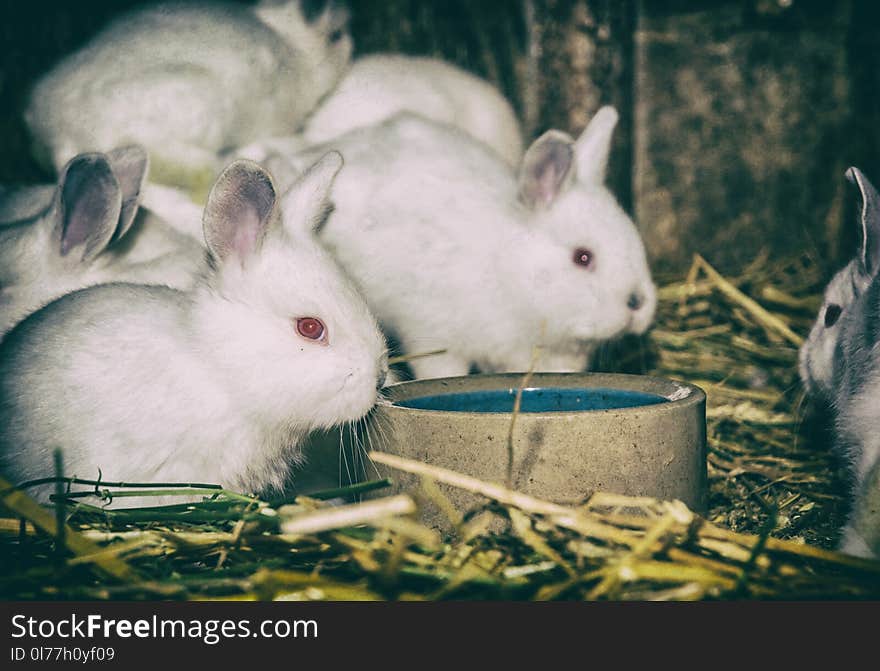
<box><xmin>627</xmin><ymin>292</ymin><xmax>643</xmax><ymax>311</ymax></box>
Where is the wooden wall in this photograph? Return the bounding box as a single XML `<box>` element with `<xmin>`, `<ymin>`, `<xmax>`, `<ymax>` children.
<box><xmin>2</xmin><ymin>0</ymin><xmax>878</xmax><ymax>273</ymax></box>
<box><xmin>633</xmin><ymin>0</ymin><xmax>875</xmax><ymax>272</ymax></box>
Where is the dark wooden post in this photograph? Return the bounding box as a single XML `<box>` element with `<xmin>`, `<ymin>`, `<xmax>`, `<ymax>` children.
<box><xmin>633</xmin><ymin>0</ymin><xmax>856</xmax><ymax>273</ymax></box>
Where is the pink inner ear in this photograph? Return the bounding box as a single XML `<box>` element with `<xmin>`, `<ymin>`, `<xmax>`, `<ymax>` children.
<box><xmin>523</xmin><ymin>137</ymin><xmax>573</xmax><ymax>209</ymax></box>
<box><xmin>537</xmin><ymin>163</ymin><xmax>562</xmax><ymax>207</ymax></box>
<box><xmin>232</xmin><ymin>212</ymin><xmax>261</xmax><ymax>260</ymax></box>
<box><xmin>204</xmin><ymin>162</ymin><xmax>276</xmax><ymax>264</ymax></box>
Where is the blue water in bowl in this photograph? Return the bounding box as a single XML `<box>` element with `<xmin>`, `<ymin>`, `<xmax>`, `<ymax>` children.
<box><xmin>394</xmin><ymin>387</ymin><xmax>668</xmax><ymax>413</ymax></box>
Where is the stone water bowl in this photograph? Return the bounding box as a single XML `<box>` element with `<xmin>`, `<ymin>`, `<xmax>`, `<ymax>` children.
<box><xmin>372</xmin><ymin>372</ymin><xmax>707</xmax><ymax>530</ymax></box>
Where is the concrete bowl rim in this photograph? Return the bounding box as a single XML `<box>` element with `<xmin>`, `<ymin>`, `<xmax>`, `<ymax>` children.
<box><xmin>377</xmin><ymin>371</ymin><xmax>706</xmax><ymax>421</ymax></box>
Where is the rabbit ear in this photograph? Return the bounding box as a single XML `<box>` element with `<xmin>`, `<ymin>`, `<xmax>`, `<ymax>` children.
<box><xmin>518</xmin><ymin>131</ymin><xmax>575</xmax><ymax>210</ymax></box>
<box><xmin>290</xmin><ymin>0</ymin><xmax>348</xmax><ymax>28</ymax></box>
<box><xmin>281</xmin><ymin>151</ymin><xmax>343</xmax><ymax>235</ymax></box>
<box><xmin>105</xmin><ymin>145</ymin><xmax>149</xmax><ymax>243</ymax></box>
<box><xmin>574</xmin><ymin>106</ymin><xmax>618</xmax><ymax>186</ymax></box>
<box><xmin>846</xmin><ymin>167</ymin><xmax>880</xmax><ymax>278</ymax></box>
<box><xmin>53</xmin><ymin>154</ymin><xmax>121</xmax><ymax>263</ymax></box>
<box><xmin>203</xmin><ymin>160</ymin><xmax>277</xmax><ymax>265</ymax></box>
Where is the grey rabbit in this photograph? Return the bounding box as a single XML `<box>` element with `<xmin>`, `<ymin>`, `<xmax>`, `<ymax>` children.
<box><xmin>799</xmin><ymin>166</ymin><xmax>880</xmax><ymax>558</ymax></box>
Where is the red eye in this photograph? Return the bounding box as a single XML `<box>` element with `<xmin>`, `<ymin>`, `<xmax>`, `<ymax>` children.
<box><xmin>573</xmin><ymin>248</ymin><xmax>593</xmax><ymax>268</ymax></box>
<box><xmin>296</xmin><ymin>317</ymin><xmax>327</xmax><ymax>342</ymax></box>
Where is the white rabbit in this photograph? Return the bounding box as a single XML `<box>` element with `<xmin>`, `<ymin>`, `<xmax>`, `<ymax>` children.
<box><xmin>25</xmin><ymin>0</ymin><xmax>352</xmax><ymax>176</ymax></box>
<box><xmin>302</xmin><ymin>53</ymin><xmax>524</xmax><ymax>166</ymax></box>
<box><xmin>799</xmin><ymin>167</ymin><xmax>880</xmax><ymax>558</ymax></box>
<box><xmin>0</xmin><ymin>146</ymin><xmax>205</xmax><ymax>335</ymax></box>
<box><xmin>0</xmin><ymin>153</ymin><xmax>388</xmax><ymax>504</ymax></box>
<box><xmin>274</xmin><ymin>107</ymin><xmax>655</xmax><ymax>379</ymax></box>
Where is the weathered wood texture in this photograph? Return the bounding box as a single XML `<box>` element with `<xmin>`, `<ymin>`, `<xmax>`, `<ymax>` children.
<box><xmin>634</xmin><ymin>0</ymin><xmax>873</xmax><ymax>273</ymax></box>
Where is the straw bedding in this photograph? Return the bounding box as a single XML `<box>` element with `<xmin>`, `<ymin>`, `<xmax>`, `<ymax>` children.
<box><xmin>2</xmin><ymin>253</ymin><xmax>879</xmax><ymax>600</ymax></box>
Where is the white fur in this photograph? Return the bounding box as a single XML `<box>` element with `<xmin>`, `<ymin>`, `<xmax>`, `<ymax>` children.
<box><xmin>271</xmin><ymin>108</ymin><xmax>655</xmax><ymax>379</ymax></box>
<box><xmin>302</xmin><ymin>53</ymin><xmax>524</xmax><ymax>166</ymax></box>
<box><xmin>230</xmin><ymin>53</ymin><xmax>525</xmax><ymax>182</ymax></box>
<box><xmin>0</xmin><ymin>154</ymin><xmax>387</xmax><ymax>505</ymax></box>
<box><xmin>25</xmin><ymin>1</ymin><xmax>351</xmax><ymax>173</ymax></box>
<box><xmin>798</xmin><ymin>264</ymin><xmax>858</xmax><ymax>400</ymax></box>
<box><xmin>140</xmin><ymin>181</ymin><xmax>208</xmax><ymax>240</ymax></box>
<box><xmin>842</xmin><ymin>376</ymin><xmax>880</xmax><ymax>484</ymax></box>
<box><xmin>0</xmin><ymin>151</ymin><xmax>206</xmax><ymax>336</ymax></box>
